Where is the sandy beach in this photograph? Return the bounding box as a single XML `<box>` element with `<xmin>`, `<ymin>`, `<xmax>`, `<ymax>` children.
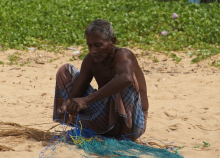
<box><xmin>0</xmin><ymin>48</ymin><xmax>219</xmax><ymax>158</ymax></box>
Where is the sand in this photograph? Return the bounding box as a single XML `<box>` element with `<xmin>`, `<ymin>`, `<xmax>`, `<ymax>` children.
<box><xmin>0</xmin><ymin>48</ymin><xmax>219</xmax><ymax>158</ymax></box>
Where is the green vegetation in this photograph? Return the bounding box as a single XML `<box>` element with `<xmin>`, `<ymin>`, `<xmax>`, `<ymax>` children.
<box><xmin>170</xmin><ymin>53</ymin><xmax>182</xmax><ymax>63</ymax></box>
<box><xmin>7</xmin><ymin>52</ymin><xmax>21</xmax><ymax>65</ymax></box>
<box><xmin>153</xmin><ymin>56</ymin><xmax>160</xmax><ymax>63</ymax></box>
<box><xmin>20</xmin><ymin>60</ymin><xmax>31</xmax><ymax>66</ymax></box>
<box><xmin>0</xmin><ymin>61</ymin><xmax>4</xmax><ymax>65</ymax></box>
<box><xmin>69</xmin><ymin>57</ymin><xmax>75</xmax><ymax>61</ymax></box>
<box><xmin>49</xmin><ymin>57</ymin><xmax>59</xmax><ymax>63</ymax></box>
<box><xmin>0</xmin><ymin>0</ymin><xmax>219</xmax><ymax>64</ymax></box>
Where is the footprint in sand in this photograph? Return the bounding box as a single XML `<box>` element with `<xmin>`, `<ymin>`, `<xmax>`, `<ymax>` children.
<box><xmin>164</xmin><ymin>110</ymin><xmax>177</xmax><ymax>120</ymax></box>
<box><xmin>166</xmin><ymin>123</ymin><xmax>182</xmax><ymax>132</ymax></box>
<box><xmin>181</xmin><ymin>117</ymin><xmax>188</xmax><ymax>121</ymax></box>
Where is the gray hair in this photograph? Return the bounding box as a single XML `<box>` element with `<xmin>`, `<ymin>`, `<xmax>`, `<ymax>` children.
<box><xmin>85</xmin><ymin>19</ymin><xmax>114</xmax><ymax>41</ymax></box>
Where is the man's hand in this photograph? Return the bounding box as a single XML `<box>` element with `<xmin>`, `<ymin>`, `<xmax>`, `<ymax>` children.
<box><xmin>57</xmin><ymin>98</ymin><xmax>88</xmax><ymax>122</ymax></box>
<box><xmin>57</xmin><ymin>101</ymin><xmax>69</xmax><ymax>123</ymax></box>
<box><xmin>66</xmin><ymin>97</ymin><xmax>88</xmax><ymax>116</ymax></box>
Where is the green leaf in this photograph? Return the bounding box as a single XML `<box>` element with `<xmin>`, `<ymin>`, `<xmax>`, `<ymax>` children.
<box><xmin>0</xmin><ymin>0</ymin><xmax>219</xmax><ymax>61</ymax></box>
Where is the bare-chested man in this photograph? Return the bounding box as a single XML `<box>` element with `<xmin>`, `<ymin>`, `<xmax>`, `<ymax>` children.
<box><xmin>53</xmin><ymin>19</ymin><xmax>149</xmax><ymax>141</ymax></box>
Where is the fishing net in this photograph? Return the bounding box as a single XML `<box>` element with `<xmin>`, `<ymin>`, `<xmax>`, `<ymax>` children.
<box><xmin>39</xmin><ymin>115</ymin><xmax>184</xmax><ymax>158</ymax></box>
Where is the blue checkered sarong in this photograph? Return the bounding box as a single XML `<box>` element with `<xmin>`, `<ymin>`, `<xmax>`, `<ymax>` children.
<box><xmin>53</xmin><ymin>64</ymin><xmax>147</xmax><ymax>139</ymax></box>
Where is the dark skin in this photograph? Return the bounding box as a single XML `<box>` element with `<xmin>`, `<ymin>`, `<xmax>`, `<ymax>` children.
<box><xmin>58</xmin><ymin>31</ymin><xmax>149</xmax><ymax>121</ymax></box>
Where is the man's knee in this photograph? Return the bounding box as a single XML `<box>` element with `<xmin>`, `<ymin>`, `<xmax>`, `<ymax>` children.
<box><xmin>56</xmin><ymin>64</ymin><xmax>68</xmax><ymax>79</ymax></box>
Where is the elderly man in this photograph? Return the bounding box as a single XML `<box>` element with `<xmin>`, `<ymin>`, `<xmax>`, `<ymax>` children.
<box><xmin>53</xmin><ymin>19</ymin><xmax>149</xmax><ymax>141</ymax></box>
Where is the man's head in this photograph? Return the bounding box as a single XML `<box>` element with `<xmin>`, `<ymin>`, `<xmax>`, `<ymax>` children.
<box><xmin>85</xmin><ymin>19</ymin><xmax>116</xmax><ymax>63</ymax></box>
<box><xmin>85</xmin><ymin>19</ymin><xmax>114</xmax><ymax>41</ymax></box>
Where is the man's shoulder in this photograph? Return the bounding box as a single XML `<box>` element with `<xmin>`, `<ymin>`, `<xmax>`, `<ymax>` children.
<box><xmin>116</xmin><ymin>47</ymin><xmax>132</xmax><ymax>54</ymax></box>
<box><xmin>115</xmin><ymin>47</ymin><xmax>135</xmax><ymax>60</ymax></box>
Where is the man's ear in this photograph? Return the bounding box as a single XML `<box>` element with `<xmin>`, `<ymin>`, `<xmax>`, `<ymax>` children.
<box><xmin>111</xmin><ymin>36</ymin><xmax>116</xmax><ymax>46</ymax></box>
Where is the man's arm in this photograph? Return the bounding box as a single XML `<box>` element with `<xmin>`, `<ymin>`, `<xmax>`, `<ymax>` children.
<box><xmin>68</xmin><ymin>53</ymin><xmax>93</xmax><ymax>98</ymax></box>
<box><xmin>57</xmin><ymin>53</ymin><xmax>94</xmax><ymax>118</ymax></box>
<box><xmin>86</xmin><ymin>49</ymin><xmax>134</xmax><ymax>104</ymax></box>
<box><xmin>134</xmin><ymin>63</ymin><xmax>149</xmax><ymax>112</ymax></box>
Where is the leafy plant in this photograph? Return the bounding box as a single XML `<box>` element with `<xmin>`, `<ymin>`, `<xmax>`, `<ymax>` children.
<box><xmin>8</xmin><ymin>52</ymin><xmax>20</xmax><ymax>62</ymax></box>
<box><xmin>69</xmin><ymin>57</ymin><xmax>75</xmax><ymax>61</ymax></box>
<box><xmin>170</xmin><ymin>53</ymin><xmax>182</xmax><ymax>63</ymax></box>
<box><xmin>148</xmin><ymin>54</ymin><xmax>153</xmax><ymax>59</ymax></box>
<box><xmin>7</xmin><ymin>52</ymin><xmax>21</xmax><ymax>65</ymax></box>
<box><xmin>153</xmin><ymin>56</ymin><xmax>159</xmax><ymax>63</ymax></box>
<box><xmin>20</xmin><ymin>60</ymin><xmax>31</xmax><ymax>66</ymax></box>
<box><xmin>79</xmin><ymin>52</ymin><xmax>87</xmax><ymax>60</ymax></box>
<box><xmin>186</xmin><ymin>51</ymin><xmax>195</xmax><ymax>57</ymax></box>
<box><xmin>217</xmin><ymin>60</ymin><xmax>220</xmax><ymax>67</ymax></box>
<box><xmin>0</xmin><ymin>61</ymin><xmax>4</xmax><ymax>65</ymax></box>
<box><xmin>0</xmin><ymin>0</ymin><xmax>219</xmax><ymax>63</ymax></box>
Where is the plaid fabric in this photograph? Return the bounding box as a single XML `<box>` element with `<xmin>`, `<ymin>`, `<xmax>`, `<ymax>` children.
<box><xmin>53</xmin><ymin>64</ymin><xmax>147</xmax><ymax>139</ymax></box>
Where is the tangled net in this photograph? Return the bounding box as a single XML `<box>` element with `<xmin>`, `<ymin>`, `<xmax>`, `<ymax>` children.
<box><xmin>39</xmin><ymin>115</ymin><xmax>184</xmax><ymax>158</ymax></box>
<box><xmin>0</xmin><ymin>118</ymin><xmax>184</xmax><ymax>158</ymax></box>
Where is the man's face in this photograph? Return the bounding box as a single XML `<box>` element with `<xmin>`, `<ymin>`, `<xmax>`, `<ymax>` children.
<box><xmin>86</xmin><ymin>32</ymin><xmax>114</xmax><ymax>63</ymax></box>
